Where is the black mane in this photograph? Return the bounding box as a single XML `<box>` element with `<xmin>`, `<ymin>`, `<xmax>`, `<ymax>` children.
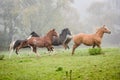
<box><xmin>52</xmin><ymin>28</ymin><xmax>71</xmax><ymax>48</ymax></box>
<box><xmin>30</xmin><ymin>31</ymin><xmax>39</xmax><ymax>37</ymax></box>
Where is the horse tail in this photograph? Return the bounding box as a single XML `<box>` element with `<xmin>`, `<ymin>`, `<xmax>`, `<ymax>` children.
<box><xmin>9</xmin><ymin>40</ymin><xmax>16</xmax><ymax>58</ymax></box>
<box><xmin>9</xmin><ymin>40</ymin><xmax>16</xmax><ymax>51</ymax></box>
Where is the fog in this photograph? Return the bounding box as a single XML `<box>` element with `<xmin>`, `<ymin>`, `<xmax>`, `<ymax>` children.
<box><xmin>74</xmin><ymin>0</ymin><xmax>120</xmax><ymax>47</ymax></box>
<box><xmin>0</xmin><ymin>0</ymin><xmax>120</xmax><ymax>49</ymax></box>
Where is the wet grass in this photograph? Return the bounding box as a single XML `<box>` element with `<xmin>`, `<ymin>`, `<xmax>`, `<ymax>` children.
<box><xmin>0</xmin><ymin>48</ymin><xmax>120</xmax><ymax>80</ymax></box>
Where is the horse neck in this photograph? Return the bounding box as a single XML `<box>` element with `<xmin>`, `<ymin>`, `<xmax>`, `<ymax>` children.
<box><xmin>59</xmin><ymin>32</ymin><xmax>67</xmax><ymax>41</ymax></box>
<box><xmin>95</xmin><ymin>30</ymin><xmax>104</xmax><ymax>38</ymax></box>
<box><xmin>46</xmin><ymin>33</ymin><xmax>53</xmax><ymax>41</ymax></box>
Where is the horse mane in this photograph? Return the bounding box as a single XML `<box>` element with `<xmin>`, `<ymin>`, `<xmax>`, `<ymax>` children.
<box><xmin>30</xmin><ymin>31</ymin><xmax>39</xmax><ymax>37</ymax></box>
<box><xmin>59</xmin><ymin>28</ymin><xmax>68</xmax><ymax>36</ymax></box>
<box><xmin>95</xmin><ymin>25</ymin><xmax>106</xmax><ymax>34</ymax></box>
<box><xmin>46</xmin><ymin>29</ymin><xmax>55</xmax><ymax>36</ymax></box>
<box><xmin>95</xmin><ymin>27</ymin><xmax>102</xmax><ymax>34</ymax></box>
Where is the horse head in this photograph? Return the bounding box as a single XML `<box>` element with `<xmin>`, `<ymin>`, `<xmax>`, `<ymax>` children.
<box><xmin>102</xmin><ymin>25</ymin><xmax>111</xmax><ymax>34</ymax></box>
<box><xmin>60</xmin><ymin>28</ymin><xmax>72</xmax><ymax>37</ymax></box>
<box><xmin>47</xmin><ymin>29</ymin><xmax>58</xmax><ymax>37</ymax></box>
<box><xmin>64</xmin><ymin>28</ymin><xmax>71</xmax><ymax>35</ymax></box>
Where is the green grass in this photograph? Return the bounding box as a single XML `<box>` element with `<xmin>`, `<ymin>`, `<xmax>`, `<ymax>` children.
<box><xmin>0</xmin><ymin>48</ymin><xmax>120</xmax><ymax>80</ymax></box>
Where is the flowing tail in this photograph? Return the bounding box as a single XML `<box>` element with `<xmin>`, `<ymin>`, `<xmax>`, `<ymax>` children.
<box><xmin>9</xmin><ymin>40</ymin><xmax>16</xmax><ymax>58</ymax></box>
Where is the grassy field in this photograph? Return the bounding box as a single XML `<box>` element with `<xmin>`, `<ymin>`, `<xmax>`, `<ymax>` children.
<box><xmin>0</xmin><ymin>48</ymin><xmax>120</xmax><ymax>80</ymax></box>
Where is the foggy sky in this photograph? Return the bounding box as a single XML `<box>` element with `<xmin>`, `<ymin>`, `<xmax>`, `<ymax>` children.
<box><xmin>73</xmin><ymin>0</ymin><xmax>105</xmax><ymax>20</ymax></box>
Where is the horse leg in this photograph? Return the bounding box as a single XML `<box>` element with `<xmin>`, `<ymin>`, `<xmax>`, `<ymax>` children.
<box><xmin>67</xmin><ymin>45</ymin><xmax>70</xmax><ymax>49</ymax></box>
<box><xmin>15</xmin><ymin>45</ymin><xmax>22</xmax><ymax>55</ymax></box>
<box><xmin>50</xmin><ymin>46</ymin><xmax>54</xmax><ymax>51</ymax></box>
<box><xmin>33</xmin><ymin>47</ymin><xmax>39</xmax><ymax>57</ymax></box>
<box><xmin>97</xmin><ymin>44</ymin><xmax>101</xmax><ymax>49</ymax></box>
<box><xmin>15</xmin><ymin>47</ymin><xmax>19</xmax><ymax>55</ymax></box>
<box><xmin>48</xmin><ymin>46</ymin><xmax>52</xmax><ymax>55</ymax></box>
<box><xmin>50</xmin><ymin>46</ymin><xmax>56</xmax><ymax>55</ymax></box>
<box><xmin>72</xmin><ymin>44</ymin><xmax>79</xmax><ymax>55</ymax></box>
<box><xmin>63</xmin><ymin>38</ymin><xmax>72</xmax><ymax>49</ymax></box>
<box><xmin>47</xmin><ymin>46</ymin><xmax>54</xmax><ymax>55</ymax></box>
<box><xmin>63</xmin><ymin>44</ymin><xmax>67</xmax><ymax>49</ymax></box>
<box><xmin>15</xmin><ymin>42</ymin><xmax>24</xmax><ymax>55</ymax></box>
<box><xmin>92</xmin><ymin>44</ymin><xmax>96</xmax><ymax>48</ymax></box>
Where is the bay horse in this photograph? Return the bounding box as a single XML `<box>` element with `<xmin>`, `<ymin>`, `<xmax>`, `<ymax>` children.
<box><xmin>72</xmin><ymin>25</ymin><xmax>111</xmax><ymax>55</ymax></box>
<box><xmin>9</xmin><ymin>31</ymin><xmax>39</xmax><ymax>58</ymax></box>
<box><xmin>17</xmin><ymin>29</ymin><xmax>58</xmax><ymax>57</ymax></box>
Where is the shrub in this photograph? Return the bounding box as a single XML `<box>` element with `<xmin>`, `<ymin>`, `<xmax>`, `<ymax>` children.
<box><xmin>0</xmin><ymin>55</ymin><xmax>4</xmax><ymax>60</ymax></box>
<box><xmin>88</xmin><ymin>48</ymin><xmax>102</xmax><ymax>55</ymax></box>
<box><xmin>56</xmin><ymin>67</ymin><xmax>63</xmax><ymax>71</ymax></box>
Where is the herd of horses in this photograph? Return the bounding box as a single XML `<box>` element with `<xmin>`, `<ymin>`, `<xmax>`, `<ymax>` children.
<box><xmin>9</xmin><ymin>25</ymin><xmax>111</xmax><ymax>58</ymax></box>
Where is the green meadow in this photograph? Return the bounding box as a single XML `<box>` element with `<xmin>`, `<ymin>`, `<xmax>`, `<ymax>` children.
<box><xmin>0</xmin><ymin>48</ymin><xmax>120</xmax><ymax>80</ymax></box>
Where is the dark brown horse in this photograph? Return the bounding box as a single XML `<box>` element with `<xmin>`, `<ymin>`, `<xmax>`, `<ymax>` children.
<box><xmin>17</xmin><ymin>29</ymin><xmax>58</xmax><ymax>57</ymax></box>
<box><xmin>72</xmin><ymin>25</ymin><xmax>111</xmax><ymax>55</ymax></box>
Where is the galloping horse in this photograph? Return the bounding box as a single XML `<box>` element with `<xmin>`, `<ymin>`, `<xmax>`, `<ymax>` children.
<box><xmin>72</xmin><ymin>25</ymin><xmax>111</xmax><ymax>55</ymax></box>
<box><xmin>14</xmin><ymin>28</ymin><xmax>72</xmax><ymax>54</ymax></box>
<box><xmin>52</xmin><ymin>28</ymin><xmax>72</xmax><ymax>49</ymax></box>
<box><xmin>17</xmin><ymin>29</ymin><xmax>58</xmax><ymax>57</ymax></box>
<box><xmin>9</xmin><ymin>32</ymin><xmax>39</xmax><ymax>57</ymax></box>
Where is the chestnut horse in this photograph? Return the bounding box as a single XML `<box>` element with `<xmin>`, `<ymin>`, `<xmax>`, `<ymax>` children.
<box><xmin>17</xmin><ymin>29</ymin><xmax>58</xmax><ymax>57</ymax></box>
<box><xmin>72</xmin><ymin>25</ymin><xmax>111</xmax><ymax>55</ymax></box>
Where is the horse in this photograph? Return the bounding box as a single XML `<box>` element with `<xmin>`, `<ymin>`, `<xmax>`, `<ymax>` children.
<box><xmin>9</xmin><ymin>31</ymin><xmax>39</xmax><ymax>58</ymax></box>
<box><xmin>17</xmin><ymin>29</ymin><xmax>58</xmax><ymax>57</ymax></box>
<box><xmin>52</xmin><ymin>28</ymin><xmax>72</xmax><ymax>49</ymax></box>
<box><xmin>72</xmin><ymin>25</ymin><xmax>111</xmax><ymax>55</ymax></box>
<box><xmin>16</xmin><ymin>28</ymin><xmax>72</xmax><ymax>53</ymax></box>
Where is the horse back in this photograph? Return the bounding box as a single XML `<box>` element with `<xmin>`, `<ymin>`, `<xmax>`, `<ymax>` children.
<box><xmin>27</xmin><ymin>37</ymin><xmax>51</xmax><ymax>47</ymax></box>
<box><xmin>73</xmin><ymin>33</ymin><xmax>95</xmax><ymax>45</ymax></box>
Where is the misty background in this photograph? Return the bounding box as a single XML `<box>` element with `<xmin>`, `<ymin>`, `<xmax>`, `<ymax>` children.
<box><xmin>0</xmin><ymin>0</ymin><xmax>120</xmax><ymax>50</ymax></box>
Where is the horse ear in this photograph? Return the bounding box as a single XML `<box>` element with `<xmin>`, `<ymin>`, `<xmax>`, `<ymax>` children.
<box><xmin>52</xmin><ymin>29</ymin><xmax>55</xmax><ymax>31</ymax></box>
<box><xmin>103</xmin><ymin>25</ymin><xmax>105</xmax><ymax>28</ymax></box>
